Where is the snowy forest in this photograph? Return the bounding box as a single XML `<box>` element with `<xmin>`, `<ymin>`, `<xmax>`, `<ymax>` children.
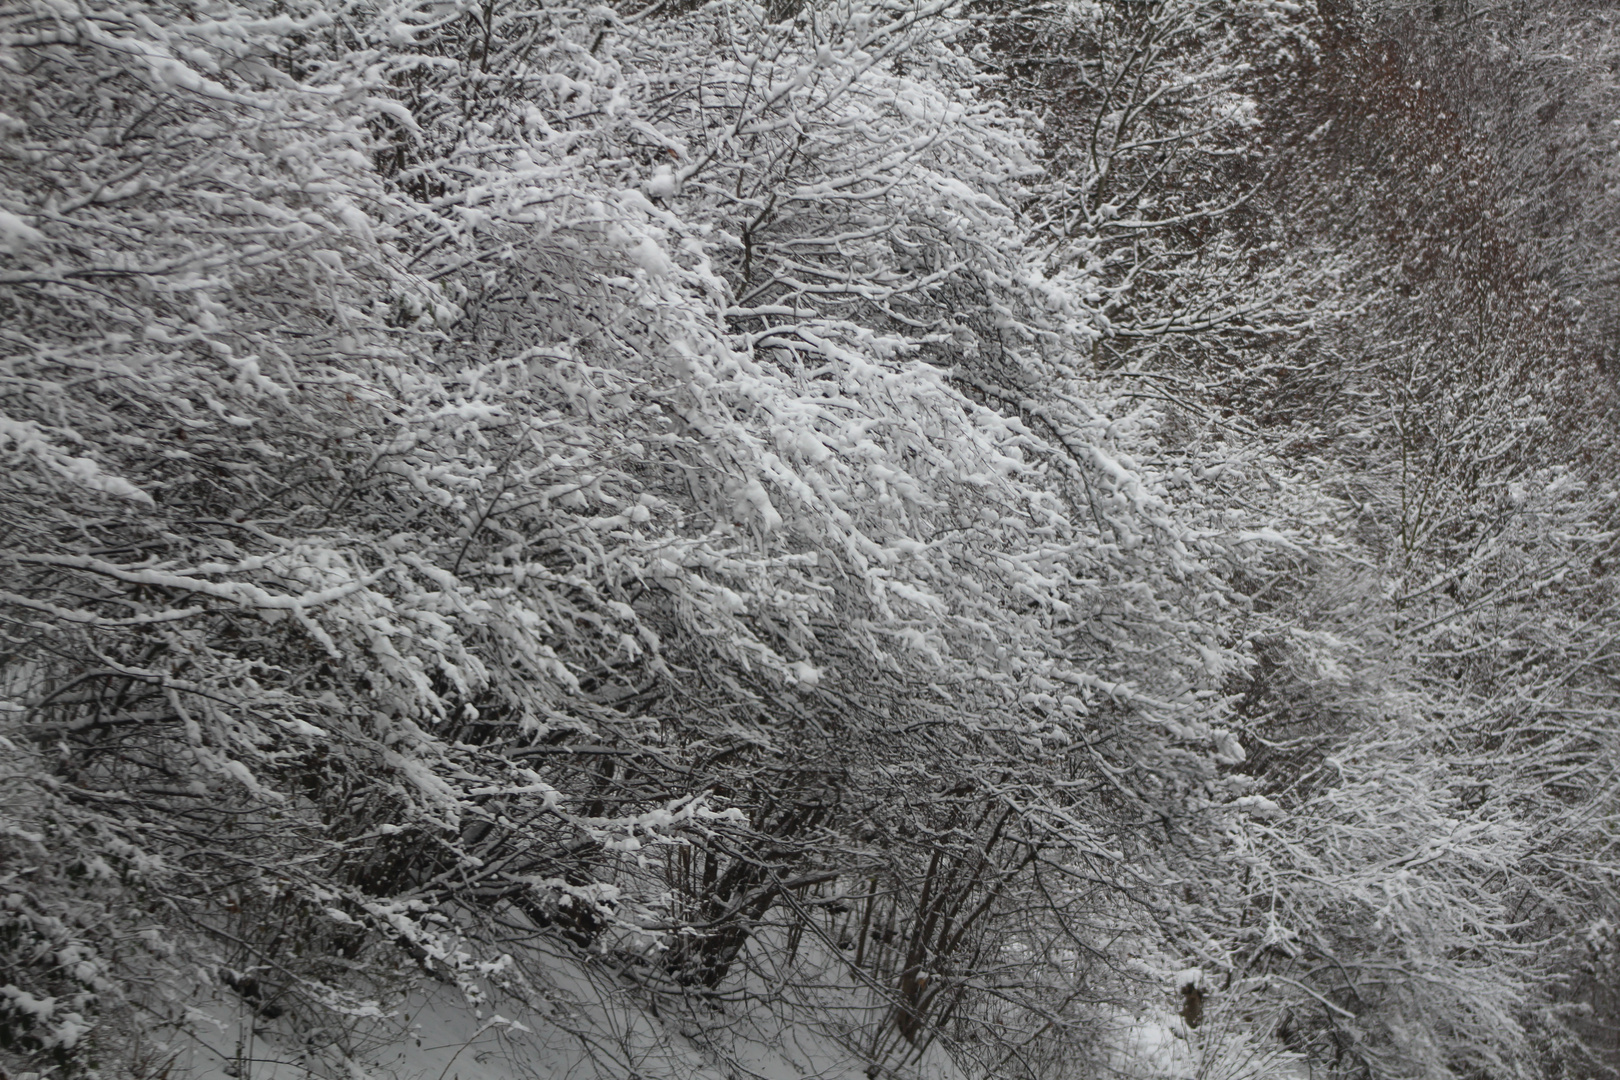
<box><xmin>5</xmin><ymin>0</ymin><xmax>1620</xmax><ymax>1077</ymax></box>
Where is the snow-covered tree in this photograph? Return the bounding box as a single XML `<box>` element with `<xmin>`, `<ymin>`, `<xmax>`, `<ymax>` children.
<box><xmin>0</xmin><ymin>0</ymin><xmax>1288</xmax><ymax>1075</ymax></box>
<box><xmin>8</xmin><ymin>1</ymin><xmax>1615</xmax><ymax>1079</ymax></box>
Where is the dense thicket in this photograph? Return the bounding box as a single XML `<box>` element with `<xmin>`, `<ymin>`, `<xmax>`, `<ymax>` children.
<box><xmin>2</xmin><ymin>1</ymin><xmax>1618</xmax><ymax>1079</ymax></box>
<box><xmin>1180</xmin><ymin>3</ymin><xmax>1620</xmax><ymax>1076</ymax></box>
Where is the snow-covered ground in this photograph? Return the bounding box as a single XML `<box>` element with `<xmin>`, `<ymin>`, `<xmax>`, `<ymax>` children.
<box><xmin>168</xmin><ymin>940</ymin><xmax>1303</xmax><ymax>1080</ymax></box>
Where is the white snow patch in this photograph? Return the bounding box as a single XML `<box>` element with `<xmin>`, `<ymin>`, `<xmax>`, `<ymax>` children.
<box><xmin>644</xmin><ymin>164</ymin><xmax>676</xmax><ymax>200</ymax></box>
<box><xmin>0</xmin><ymin>209</ymin><xmax>43</xmax><ymax>253</ymax></box>
<box><xmin>0</xmin><ymin>416</ymin><xmax>155</xmax><ymax>505</ymax></box>
<box><xmin>1232</xmin><ymin>794</ymin><xmax>1284</xmax><ymax>819</ymax></box>
<box><xmin>789</xmin><ymin>661</ymin><xmax>822</xmax><ymax>687</ymax></box>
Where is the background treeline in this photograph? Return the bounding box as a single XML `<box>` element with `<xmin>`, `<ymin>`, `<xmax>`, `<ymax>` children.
<box><xmin>2</xmin><ymin>0</ymin><xmax>1618</xmax><ymax>1079</ymax></box>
